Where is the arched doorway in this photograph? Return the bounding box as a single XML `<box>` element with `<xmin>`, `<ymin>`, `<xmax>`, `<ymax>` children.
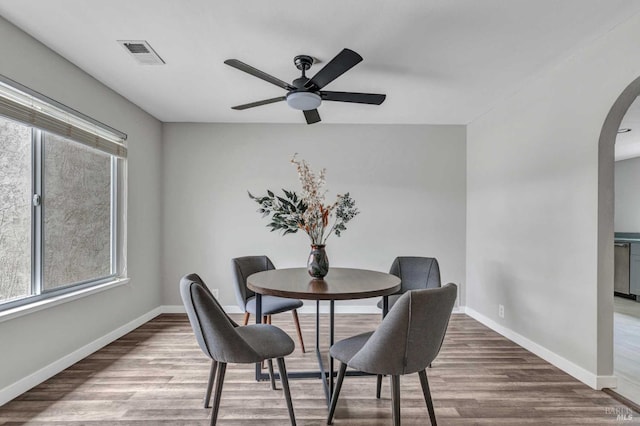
<box><xmin>598</xmin><ymin>75</ymin><xmax>640</xmax><ymax>404</ymax></box>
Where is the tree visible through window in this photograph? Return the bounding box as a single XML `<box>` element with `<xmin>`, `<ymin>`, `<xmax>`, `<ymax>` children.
<box><xmin>43</xmin><ymin>133</ymin><xmax>112</xmax><ymax>289</ymax></box>
<box><xmin>0</xmin><ymin>117</ymin><xmax>31</xmax><ymax>302</ymax></box>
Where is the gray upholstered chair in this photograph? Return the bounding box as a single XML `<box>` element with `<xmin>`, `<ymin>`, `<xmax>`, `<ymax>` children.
<box><xmin>232</xmin><ymin>256</ymin><xmax>306</xmax><ymax>352</ymax></box>
<box><xmin>375</xmin><ymin>256</ymin><xmax>442</xmax><ymax>397</ymax></box>
<box><xmin>180</xmin><ymin>273</ymin><xmax>296</xmax><ymax>425</ymax></box>
<box><xmin>181</xmin><ymin>274</ymin><xmax>244</xmax><ymax>410</ymax></box>
<box><xmin>328</xmin><ymin>283</ymin><xmax>457</xmax><ymax>426</ymax></box>
<box><xmin>377</xmin><ymin>256</ymin><xmax>441</xmax><ymax>310</ymax></box>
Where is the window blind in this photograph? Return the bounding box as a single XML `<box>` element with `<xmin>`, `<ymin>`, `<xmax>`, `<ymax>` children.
<box><xmin>0</xmin><ymin>75</ymin><xmax>127</xmax><ymax>158</ymax></box>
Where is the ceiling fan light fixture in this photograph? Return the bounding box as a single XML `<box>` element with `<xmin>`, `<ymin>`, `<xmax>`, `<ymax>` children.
<box><xmin>286</xmin><ymin>91</ymin><xmax>321</xmax><ymax>111</ymax></box>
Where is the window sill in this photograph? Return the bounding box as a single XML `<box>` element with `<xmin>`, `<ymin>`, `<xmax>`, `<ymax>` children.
<box><xmin>0</xmin><ymin>278</ymin><xmax>130</xmax><ymax>324</ymax></box>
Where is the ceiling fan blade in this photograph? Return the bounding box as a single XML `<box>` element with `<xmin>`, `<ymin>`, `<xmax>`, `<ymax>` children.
<box><xmin>305</xmin><ymin>48</ymin><xmax>363</xmax><ymax>90</ymax></box>
<box><xmin>321</xmin><ymin>91</ymin><xmax>386</xmax><ymax>105</ymax></box>
<box><xmin>224</xmin><ymin>59</ymin><xmax>295</xmax><ymax>91</ymax></box>
<box><xmin>231</xmin><ymin>96</ymin><xmax>286</xmax><ymax>110</ymax></box>
<box><xmin>303</xmin><ymin>109</ymin><xmax>321</xmax><ymax>124</ymax></box>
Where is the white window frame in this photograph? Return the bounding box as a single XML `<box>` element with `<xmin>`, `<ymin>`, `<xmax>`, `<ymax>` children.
<box><xmin>0</xmin><ymin>75</ymin><xmax>128</xmax><ymax>319</ymax></box>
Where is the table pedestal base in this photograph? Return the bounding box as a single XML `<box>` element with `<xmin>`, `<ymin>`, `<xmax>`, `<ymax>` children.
<box><xmin>254</xmin><ymin>294</ymin><xmax>389</xmax><ymax>407</ymax></box>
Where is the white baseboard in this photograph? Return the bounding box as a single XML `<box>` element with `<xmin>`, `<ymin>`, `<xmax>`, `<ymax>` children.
<box><xmin>598</xmin><ymin>375</ymin><xmax>619</xmax><ymax>390</ymax></box>
<box><xmin>160</xmin><ymin>304</ymin><xmax>188</xmax><ymax>314</ymax></box>
<box><xmin>463</xmin><ymin>306</ymin><xmax>615</xmax><ymax>390</ymax></box>
<box><xmin>0</xmin><ymin>306</ymin><xmax>162</xmax><ymax>407</ymax></box>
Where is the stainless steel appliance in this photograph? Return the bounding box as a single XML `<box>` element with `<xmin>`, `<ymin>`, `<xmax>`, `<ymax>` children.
<box><xmin>615</xmin><ymin>242</ymin><xmax>631</xmax><ymax>295</ymax></box>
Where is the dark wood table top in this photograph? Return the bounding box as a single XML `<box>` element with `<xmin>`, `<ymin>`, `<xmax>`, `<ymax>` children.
<box><xmin>247</xmin><ymin>267</ymin><xmax>401</xmax><ymax>301</ymax></box>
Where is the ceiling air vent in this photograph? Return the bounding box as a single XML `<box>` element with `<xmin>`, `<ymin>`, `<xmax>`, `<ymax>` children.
<box><xmin>118</xmin><ymin>40</ymin><xmax>165</xmax><ymax>65</ymax></box>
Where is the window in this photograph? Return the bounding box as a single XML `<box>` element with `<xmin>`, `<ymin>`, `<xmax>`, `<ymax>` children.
<box><xmin>0</xmin><ymin>76</ymin><xmax>127</xmax><ymax>311</ymax></box>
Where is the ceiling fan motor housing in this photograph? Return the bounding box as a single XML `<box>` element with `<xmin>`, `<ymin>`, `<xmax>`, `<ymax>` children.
<box><xmin>287</xmin><ymin>55</ymin><xmax>321</xmax><ymax>110</ymax></box>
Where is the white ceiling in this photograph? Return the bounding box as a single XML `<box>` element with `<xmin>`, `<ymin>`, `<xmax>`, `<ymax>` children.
<box><xmin>615</xmin><ymin>96</ymin><xmax>640</xmax><ymax>161</ymax></box>
<box><xmin>1</xmin><ymin>0</ymin><xmax>640</xmax><ymax>130</ymax></box>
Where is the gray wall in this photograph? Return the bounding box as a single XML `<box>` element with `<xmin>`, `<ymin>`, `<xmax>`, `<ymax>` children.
<box><xmin>615</xmin><ymin>157</ymin><xmax>640</xmax><ymax>232</ymax></box>
<box><xmin>6</xmin><ymin>0</ymin><xmax>638</xmax><ymax>399</ymax></box>
<box><xmin>466</xmin><ymin>10</ymin><xmax>640</xmax><ymax>384</ymax></box>
<box><xmin>162</xmin><ymin>123</ymin><xmax>466</xmax><ymax>309</ymax></box>
<box><xmin>0</xmin><ymin>17</ymin><xmax>163</xmax><ymax>391</ymax></box>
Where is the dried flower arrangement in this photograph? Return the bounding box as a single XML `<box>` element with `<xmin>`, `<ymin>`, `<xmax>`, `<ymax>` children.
<box><xmin>248</xmin><ymin>154</ymin><xmax>359</xmax><ymax>246</ymax></box>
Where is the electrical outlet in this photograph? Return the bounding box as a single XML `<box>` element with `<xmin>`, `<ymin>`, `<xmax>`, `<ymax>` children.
<box><xmin>212</xmin><ymin>288</ymin><xmax>219</xmax><ymax>299</ymax></box>
<box><xmin>498</xmin><ymin>304</ymin><xmax>505</xmax><ymax>318</ymax></box>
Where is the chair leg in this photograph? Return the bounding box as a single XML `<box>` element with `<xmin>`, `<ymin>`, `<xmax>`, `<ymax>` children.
<box><xmin>327</xmin><ymin>362</ymin><xmax>347</xmax><ymax>425</ymax></box>
<box><xmin>268</xmin><ymin>315</ymin><xmax>272</xmax><ymax>324</ymax></box>
<box><xmin>391</xmin><ymin>375</ymin><xmax>401</xmax><ymax>426</ymax></box>
<box><xmin>204</xmin><ymin>360</ymin><xmax>217</xmax><ymax>408</ymax></box>
<box><xmin>376</xmin><ymin>374</ymin><xmax>383</xmax><ymax>399</ymax></box>
<box><xmin>210</xmin><ymin>362</ymin><xmax>226</xmax><ymax>426</ymax></box>
<box><xmin>276</xmin><ymin>357</ymin><xmax>296</xmax><ymax>426</ymax></box>
<box><xmin>243</xmin><ymin>312</ymin><xmax>250</xmax><ymax>326</ymax></box>
<box><xmin>291</xmin><ymin>309</ymin><xmax>306</xmax><ymax>353</ymax></box>
<box><xmin>419</xmin><ymin>369</ymin><xmax>437</xmax><ymax>426</ymax></box>
<box><xmin>267</xmin><ymin>359</ymin><xmax>277</xmax><ymax>390</ymax></box>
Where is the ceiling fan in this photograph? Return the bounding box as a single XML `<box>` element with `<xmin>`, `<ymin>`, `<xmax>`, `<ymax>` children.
<box><xmin>224</xmin><ymin>48</ymin><xmax>386</xmax><ymax>124</ymax></box>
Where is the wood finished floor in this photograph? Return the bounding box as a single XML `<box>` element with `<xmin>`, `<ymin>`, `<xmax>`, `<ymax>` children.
<box><xmin>614</xmin><ymin>296</ymin><xmax>640</xmax><ymax>405</ymax></box>
<box><xmin>1</xmin><ymin>313</ymin><xmax>638</xmax><ymax>425</ymax></box>
<box><xmin>615</xmin><ymin>296</ymin><xmax>640</xmax><ymax>381</ymax></box>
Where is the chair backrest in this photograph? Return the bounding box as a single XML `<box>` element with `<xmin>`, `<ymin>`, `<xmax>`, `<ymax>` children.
<box><xmin>184</xmin><ymin>273</ymin><xmax>240</xmax><ymax>326</ymax></box>
<box><xmin>231</xmin><ymin>256</ymin><xmax>275</xmax><ymax>310</ymax></box>
<box><xmin>348</xmin><ymin>283</ymin><xmax>457</xmax><ymax>376</ymax></box>
<box><xmin>389</xmin><ymin>256</ymin><xmax>441</xmax><ymax>293</ymax></box>
<box><xmin>180</xmin><ymin>273</ymin><xmax>260</xmax><ymax>363</ymax></box>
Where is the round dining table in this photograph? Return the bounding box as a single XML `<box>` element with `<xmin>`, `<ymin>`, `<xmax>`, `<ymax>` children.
<box><xmin>247</xmin><ymin>267</ymin><xmax>401</xmax><ymax>405</ymax></box>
